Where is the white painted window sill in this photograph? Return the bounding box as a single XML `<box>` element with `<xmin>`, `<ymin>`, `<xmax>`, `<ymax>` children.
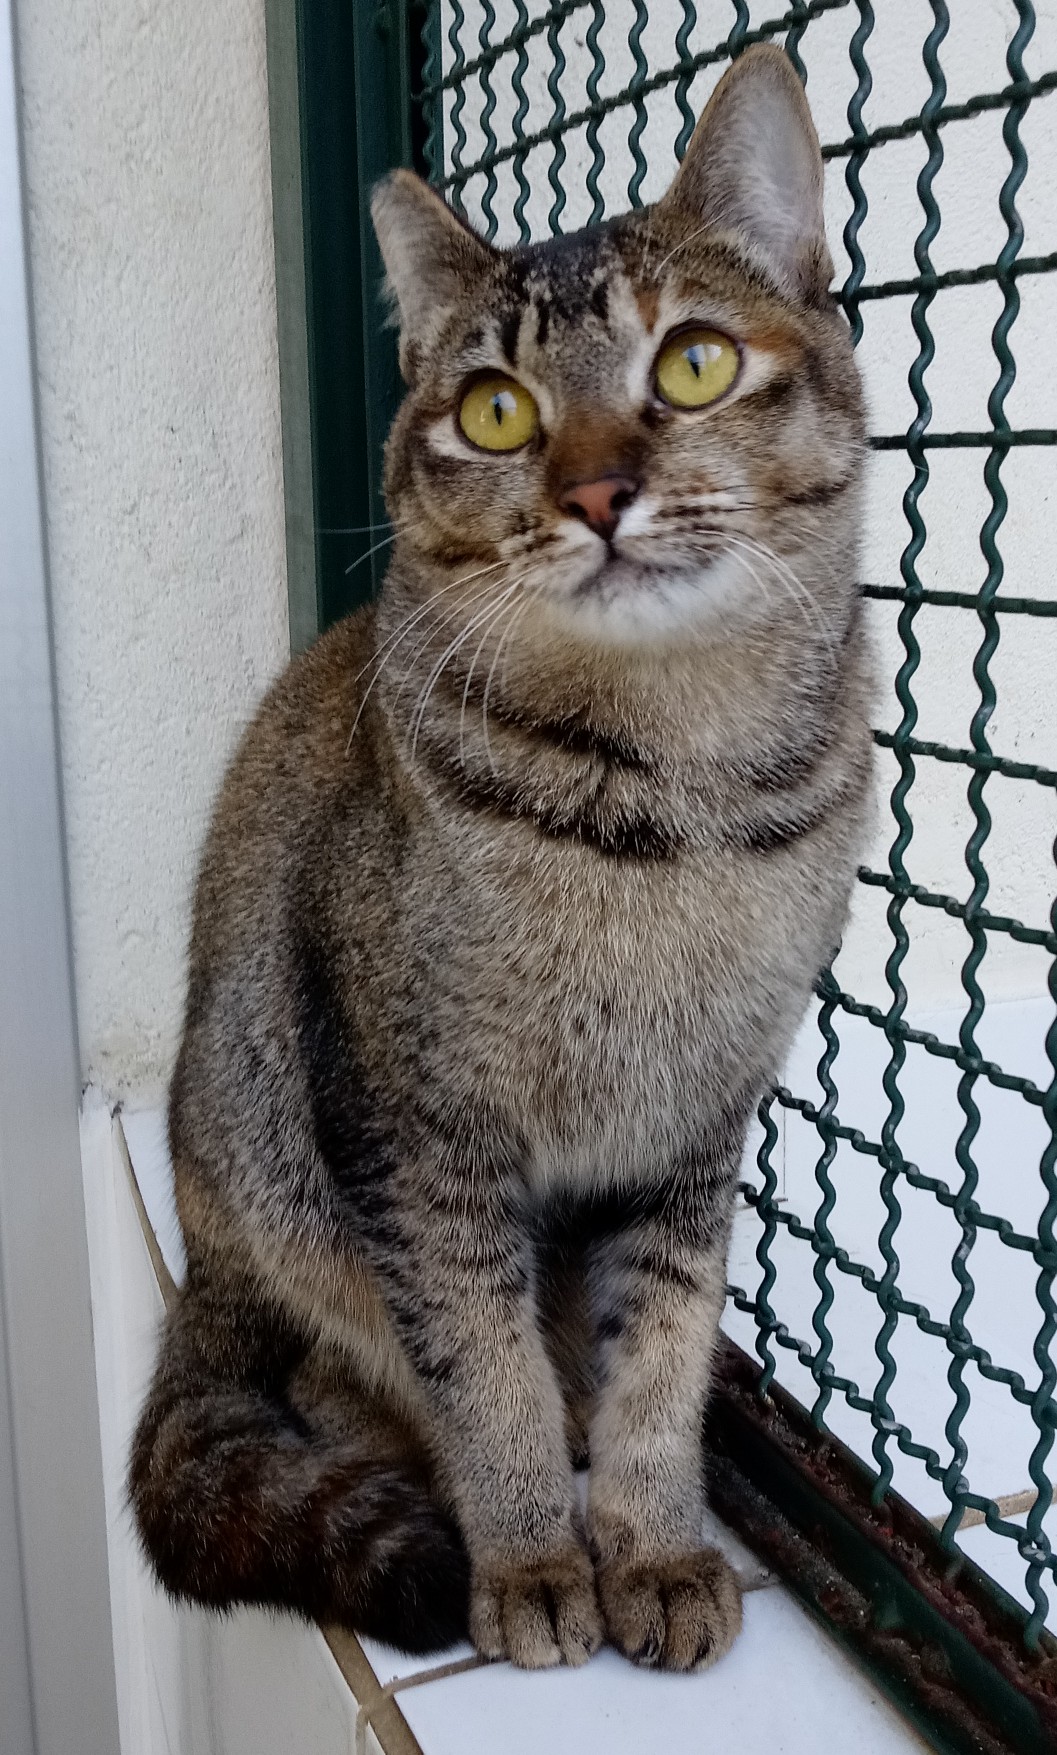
<box><xmin>113</xmin><ymin>1106</ymin><xmax>927</xmax><ymax>1755</ymax></box>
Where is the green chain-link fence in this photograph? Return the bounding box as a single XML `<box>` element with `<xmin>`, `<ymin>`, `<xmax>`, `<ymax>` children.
<box><xmin>276</xmin><ymin>0</ymin><xmax>1057</xmax><ymax>1741</ymax></box>
<box><xmin>407</xmin><ymin>0</ymin><xmax>1057</xmax><ymax>1646</ymax></box>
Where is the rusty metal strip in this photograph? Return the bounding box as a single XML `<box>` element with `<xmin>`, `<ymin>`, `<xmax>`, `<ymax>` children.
<box><xmin>116</xmin><ymin>1112</ymin><xmax>178</xmax><ymax>1313</ymax></box>
<box><xmin>340</xmin><ymin>1641</ymin><xmax>489</xmax><ymax>1755</ymax></box>
<box><xmin>708</xmin><ymin>1339</ymin><xmax>1057</xmax><ymax>1755</ymax></box>
<box><xmin>322</xmin><ymin>1626</ymin><xmax>432</xmax><ymax>1755</ymax></box>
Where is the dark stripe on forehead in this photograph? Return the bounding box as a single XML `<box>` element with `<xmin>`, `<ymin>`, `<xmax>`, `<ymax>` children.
<box><xmin>508</xmin><ymin>227</ymin><xmax>619</xmax><ymax>326</ymax></box>
<box><xmin>535</xmin><ymin>300</ymin><xmax>551</xmax><ymax>347</ymax></box>
<box><xmin>498</xmin><ymin>309</ymin><xmax>521</xmax><ymax>368</ymax></box>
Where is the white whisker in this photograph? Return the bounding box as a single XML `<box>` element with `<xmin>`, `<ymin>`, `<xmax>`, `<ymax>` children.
<box><xmin>722</xmin><ymin>534</ymin><xmax>835</xmax><ymax>657</ymax></box>
<box><xmin>482</xmin><ymin>593</ymin><xmax>534</xmax><ymax>778</ymax></box>
<box><xmin>408</xmin><ymin>582</ymin><xmax>521</xmax><ymax>761</ymax></box>
<box><xmin>343</xmin><ymin>529</ymin><xmax>402</xmax><ymax>577</ymax></box>
<box><xmin>459</xmin><ymin>579</ymin><xmax>525</xmax><ymax>770</ymax></box>
<box><xmin>718</xmin><ymin>540</ymin><xmax>775</xmax><ymax>619</ymax></box>
<box><xmin>345</xmin><ymin>561</ymin><xmax>505</xmax><ymax>754</ymax></box>
<box><xmin>655</xmin><ymin>221</ymin><xmax>718</xmax><ymax>274</ymax></box>
<box><xmin>392</xmin><ymin>576</ymin><xmax>509</xmax><ymax>717</ymax></box>
<box><xmin>499</xmin><ymin>594</ymin><xmax>534</xmax><ymax>696</ymax></box>
<box><xmin>359</xmin><ymin>558</ymin><xmax>506</xmax><ymax>685</ymax></box>
<box><xmin>734</xmin><ymin>535</ymin><xmax>836</xmax><ymax>657</ymax></box>
<box><xmin>316</xmin><ymin>518</ymin><xmax>404</xmax><ymax>536</ymax></box>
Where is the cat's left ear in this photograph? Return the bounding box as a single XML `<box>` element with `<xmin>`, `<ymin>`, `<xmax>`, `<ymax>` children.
<box><xmin>372</xmin><ymin>170</ymin><xmax>495</xmax><ymax>371</ymax></box>
<box><xmin>660</xmin><ymin>45</ymin><xmax>832</xmax><ymax>305</ymax></box>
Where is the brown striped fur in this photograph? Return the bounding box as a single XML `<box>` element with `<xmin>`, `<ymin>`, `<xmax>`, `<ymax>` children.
<box><xmin>130</xmin><ymin>49</ymin><xmax>873</xmax><ymax>1669</ymax></box>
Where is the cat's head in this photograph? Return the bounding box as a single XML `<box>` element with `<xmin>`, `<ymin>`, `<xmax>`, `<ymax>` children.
<box><xmin>372</xmin><ymin>45</ymin><xmax>863</xmax><ymax>648</ymax></box>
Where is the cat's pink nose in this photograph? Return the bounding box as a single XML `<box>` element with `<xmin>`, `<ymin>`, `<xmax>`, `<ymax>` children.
<box><xmin>557</xmin><ymin>474</ymin><xmax>641</xmax><ymax>543</ymax></box>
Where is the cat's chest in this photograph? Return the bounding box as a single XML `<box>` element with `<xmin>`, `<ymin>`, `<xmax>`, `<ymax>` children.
<box><xmin>442</xmin><ymin>828</ymin><xmax>832</xmax><ymax>1178</ymax></box>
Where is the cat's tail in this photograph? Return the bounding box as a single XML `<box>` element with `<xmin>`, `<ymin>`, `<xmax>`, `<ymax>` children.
<box><xmin>128</xmin><ymin>1281</ymin><xmax>469</xmax><ymax>1654</ymax></box>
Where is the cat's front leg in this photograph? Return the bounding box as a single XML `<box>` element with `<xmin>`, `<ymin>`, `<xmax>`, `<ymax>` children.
<box><xmin>389</xmin><ymin>1135</ymin><xmax>602</xmax><ymax>1669</ymax></box>
<box><xmin>586</xmin><ymin>1154</ymin><xmax>743</xmax><ymax>1671</ymax></box>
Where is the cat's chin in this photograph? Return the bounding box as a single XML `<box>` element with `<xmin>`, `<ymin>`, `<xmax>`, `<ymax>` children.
<box><xmin>552</xmin><ymin>548</ymin><xmax>759</xmax><ymax>648</ymax></box>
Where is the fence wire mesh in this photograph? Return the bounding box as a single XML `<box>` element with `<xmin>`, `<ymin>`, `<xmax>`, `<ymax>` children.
<box><xmin>412</xmin><ymin>0</ymin><xmax>1057</xmax><ymax>1647</ymax></box>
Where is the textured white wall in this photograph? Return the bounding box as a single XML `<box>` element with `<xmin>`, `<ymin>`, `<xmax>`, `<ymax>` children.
<box><xmin>17</xmin><ymin>0</ymin><xmax>290</xmax><ymax>1101</ymax></box>
<box><xmin>14</xmin><ymin>0</ymin><xmax>1056</xmax><ymax>1100</ymax></box>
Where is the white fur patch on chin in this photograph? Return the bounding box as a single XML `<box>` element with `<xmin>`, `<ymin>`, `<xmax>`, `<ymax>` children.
<box><xmin>556</xmin><ymin>548</ymin><xmax>766</xmax><ymax>646</ymax></box>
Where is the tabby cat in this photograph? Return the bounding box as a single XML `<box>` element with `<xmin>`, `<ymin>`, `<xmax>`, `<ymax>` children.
<box><xmin>130</xmin><ymin>46</ymin><xmax>872</xmax><ymax>1672</ymax></box>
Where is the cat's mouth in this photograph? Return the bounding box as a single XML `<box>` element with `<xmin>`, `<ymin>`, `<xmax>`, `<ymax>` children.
<box><xmin>575</xmin><ymin>549</ymin><xmax>647</xmax><ymax>594</ymax></box>
<box><xmin>541</xmin><ymin>537</ymin><xmax>763</xmax><ymax>644</ymax></box>
<box><xmin>504</xmin><ymin>516</ymin><xmax>761</xmax><ymax>640</ymax></box>
<box><xmin>573</xmin><ymin>539</ymin><xmax>716</xmax><ymax>596</ymax></box>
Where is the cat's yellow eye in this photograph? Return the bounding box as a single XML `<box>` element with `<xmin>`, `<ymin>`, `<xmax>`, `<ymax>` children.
<box><xmin>654</xmin><ymin>328</ymin><xmax>740</xmax><ymax>410</ymax></box>
<box><xmin>458</xmin><ymin>375</ymin><xmax>539</xmax><ymax>452</ymax></box>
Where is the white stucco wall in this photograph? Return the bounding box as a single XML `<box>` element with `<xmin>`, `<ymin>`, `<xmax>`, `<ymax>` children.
<box><xmin>17</xmin><ymin>0</ymin><xmax>289</xmax><ymax>1101</ymax></box>
<box><xmin>12</xmin><ymin>0</ymin><xmax>1056</xmax><ymax>1102</ymax></box>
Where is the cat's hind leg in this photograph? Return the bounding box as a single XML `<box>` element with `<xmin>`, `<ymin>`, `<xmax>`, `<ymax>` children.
<box><xmin>128</xmin><ymin>1272</ymin><xmax>469</xmax><ymax>1653</ymax></box>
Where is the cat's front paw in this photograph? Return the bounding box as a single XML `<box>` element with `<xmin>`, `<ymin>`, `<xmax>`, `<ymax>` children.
<box><xmin>596</xmin><ymin>1547</ymin><xmax>742</xmax><ymax>1672</ymax></box>
<box><xmin>470</xmin><ymin>1543</ymin><xmax>602</xmax><ymax>1670</ymax></box>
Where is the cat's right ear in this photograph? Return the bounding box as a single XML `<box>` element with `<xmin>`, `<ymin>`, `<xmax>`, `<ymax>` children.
<box><xmin>660</xmin><ymin>45</ymin><xmax>832</xmax><ymax>305</ymax></box>
<box><xmin>371</xmin><ymin>171</ymin><xmax>493</xmax><ymax>377</ymax></box>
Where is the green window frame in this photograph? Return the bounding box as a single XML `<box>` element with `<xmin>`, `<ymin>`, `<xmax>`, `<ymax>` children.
<box><xmin>266</xmin><ymin>0</ymin><xmax>436</xmax><ymax>649</ymax></box>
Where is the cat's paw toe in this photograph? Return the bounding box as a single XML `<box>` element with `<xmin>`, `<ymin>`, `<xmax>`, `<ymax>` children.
<box><xmin>597</xmin><ymin>1547</ymin><xmax>742</xmax><ymax>1672</ymax></box>
<box><xmin>470</xmin><ymin>1545</ymin><xmax>602</xmax><ymax>1670</ymax></box>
